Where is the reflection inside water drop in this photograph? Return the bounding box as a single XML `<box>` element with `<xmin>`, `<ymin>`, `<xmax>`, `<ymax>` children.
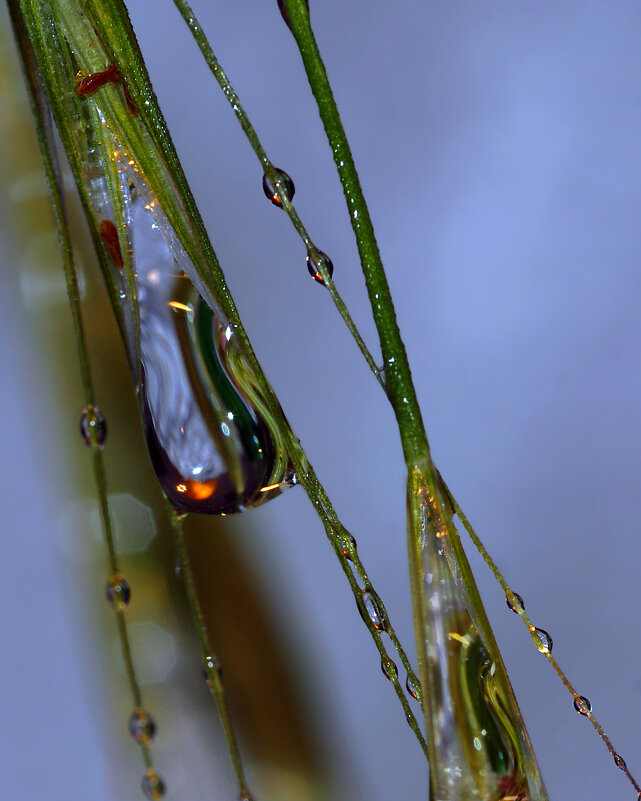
<box><xmin>81</xmin><ymin>132</ymin><xmax>294</xmax><ymax>514</ymax></box>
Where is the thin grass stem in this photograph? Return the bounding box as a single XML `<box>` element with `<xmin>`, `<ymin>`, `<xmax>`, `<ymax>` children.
<box><xmin>171</xmin><ymin>0</ymin><xmax>385</xmax><ymax>390</ymax></box>
<box><xmin>166</xmin><ymin>505</ymin><xmax>253</xmax><ymax>798</ymax></box>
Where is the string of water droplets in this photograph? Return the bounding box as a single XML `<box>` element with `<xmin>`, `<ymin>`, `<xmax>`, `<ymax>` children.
<box><xmin>171</xmin><ymin>0</ymin><xmax>386</xmax><ymax>392</ymax></box>
<box><xmin>444</xmin><ymin>484</ymin><xmax>641</xmax><ymax>798</ymax></box>
<box><xmin>6</xmin><ymin>8</ymin><xmax>165</xmax><ymax>796</ymax></box>
<box><xmin>272</xmin><ymin>0</ymin><xmax>641</xmax><ymax>793</ymax></box>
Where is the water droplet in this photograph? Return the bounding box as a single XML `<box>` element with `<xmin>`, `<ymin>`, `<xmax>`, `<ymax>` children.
<box><xmin>262</xmin><ymin>167</ymin><xmax>295</xmax><ymax>207</ymax></box>
<box><xmin>530</xmin><ymin>627</ymin><xmax>553</xmax><ymax>654</ymax></box>
<box><xmin>90</xmin><ymin>154</ymin><xmax>294</xmax><ymax>515</ymax></box>
<box><xmin>106</xmin><ymin>574</ymin><xmax>131</xmax><ymax>609</ymax></box>
<box><xmin>306</xmin><ymin>249</ymin><xmax>334</xmax><ymax>285</ymax></box>
<box><xmin>277</xmin><ymin>0</ymin><xmax>309</xmax><ymax>32</ymax></box>
<box><xmin>80</xmin><ymin>405</ymin><xmax>107</xmax><ymax>447</ymax></box>
<box><xmin>505</xmin><ymin>590</ymin><xmax>524</xmax><ymax>614</ymax></box>
<box><xmin>128</xmin><ymin>708</ymin><xmax>157</xmax><ymax>743</ymax></box>
<box><xmin>573</xmin><ymin>695</ymin><xmax>591</xmax><ymax>716</ymax></box>
<box><xmin>381</xmin><ymin>657</ymin><xmax>398</xmax><ymax>681</ymax></box>
<box><xmin>341</xmin><ymin>531</ymin><xmax>357</xmax><ymax>560</ymax></box>
<box><xmin>406</xmin><ymin>673</ymin><xmax>422</xmax><ymax>702</ymax></box>
<box><xmin>614</xmin><ymin>754</ymin><xmax>627</xmax><ymax>770</ymax></box>
<box><xmin>358</xmin><ymin>589</ymin><xmax>388</xmax><ymax>632</ymax></box>
<box><xmin>239</xmin><ymin>791</ymin><xmax>254</xmax><ymax>801</ymax></box>
<box><xmin>141</xmin><ymin>769</ymin><xmax>166</xmax><ymax>800</ymax></box>
<box><xmin>202</xmin><ymin>654</ymin><xmax>223</xmax><ymax>684</ymax></box>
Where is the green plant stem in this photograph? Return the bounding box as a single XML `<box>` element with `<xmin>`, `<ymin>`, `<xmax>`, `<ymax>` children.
<box><xmin>280</xmin><ymin>0</ymin><xmax>429</xmax><ymax>466</ymax></box>
<box><xmin>171</xmin><ymin>0</ymin><xmax>385</xmax><ymax>390</ymax></box>
<box><xmin>167</xmin><ymin>506</ymin><xmax>252</xmax><ymax>798</ymax></box>
<box><xmin>6</xmin><ymin>0</ymin><xmax>156</xmax><ymax>775</ymax></box>
<box><xmin>18</xmin><ymin>0</ymin><xmax>425</xmax><ymax>754</ymax></box>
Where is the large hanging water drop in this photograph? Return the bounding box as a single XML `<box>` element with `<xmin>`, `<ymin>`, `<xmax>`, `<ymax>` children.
<box><xmin>407</xmin><ymin>464</ymin><xmax>548</xmax><ymax>800</ymax></box>
<box><xmin>75</xmin><ymin>117</ymin><xmax>294</xmax><ymax>514</ymax></box>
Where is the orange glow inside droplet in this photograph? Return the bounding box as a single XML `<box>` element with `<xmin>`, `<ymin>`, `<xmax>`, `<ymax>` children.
<box><xmin>177</xmin><ymin>479</ymin><xmax>217</xmax><ymax>500</ymax></box>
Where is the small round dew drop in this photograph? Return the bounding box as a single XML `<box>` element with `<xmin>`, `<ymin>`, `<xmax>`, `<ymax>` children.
<box><xmin>406</xmin><ymin>673</ymin><xmax>421</xmax><ymax>702</ymax></box>
<box><xmin>80</xmin><ymin>405</ymin><xmax>107</xmax><ymax>447</ymax></box>
<box><xmin>505</xmin><ymin>590</ymin><xmax>524</xmax><ymax>614</ymax></box>
<box><xmin>129</xmin><ymin>708</ymin><xmax>157</xmax><ymax>744</ymax></box>
<box><xmin>239</xmin><ymin>791</ymin><xmax>255</xmax><ymax>801</ymax></box>
<box><xmin>106</xmin><ymin>574</ymin><xmax>131</xmax><ymax>610</ymax></box>
<box><xmin>141</xmin><ymin>769</ymin><xmax>166</xmax><ymax>800</ymax></box>
<box><xmin>381</xmin><ymin>657</ymin><xmax>398</xmax><ymax>682</ymax></box>
<box><xmin>306</xmin><ymin>249</ymin><xmax>334</xmax><ymax>285</ymax></box>
<box><xmin>573</xmin><ymin>695</ymin><xmax>592</xmax><ymax>716</ymax></box>
<box><xmin>530</xmin><ymin>626</ymin><xmax>553</xmax><ymax>654</ymax></box>
<box><xmin>262</xmin><ymin>167</ymin><xmax>295</xmax><ymax>207</ymax></box>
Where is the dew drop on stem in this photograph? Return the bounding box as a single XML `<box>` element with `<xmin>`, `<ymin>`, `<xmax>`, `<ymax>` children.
<box><xmin>306</xmin><ymin>249</ymin><xmax>334</xmax><ymax>285</ymax></box>
<box><xmin>406</xmin><ymin>673</ymin><xmax>421</xmax><ymax>702</ymax></box>
<box><xmin>358</xmin><ymin>589</ymin><xmax>388</xmax><ymax>632</ymax></box>
<box><xmin>573</xmin><ymin>695</ymin><xmax>591</xmax><ymax>715</ymax></box>
<box><xmin>80</xmin><ymin>405</ymin><xmax>107</xmax><ymax>447</ymax></box>
<box><xmin>262</xmin><ymin>167</ymin><xmax>295</xmax><ymax>207</ymax></box>
<box><xmin>505</xmin><ymin>590</ymin><xmax>524</xmax><ymax>614</ymax></box>
<box><xmin>141</xmin><ymin>769</ymin><xmax>166</xmax><ymax>800</ymax></box>
<box><xmin>381</xmin><ymin>657</ymin><xmax>398</xmax><ymax>682</ymax></box>
<box><xmin>106</xmin><ymin>574</ymin><xmax>131</xmax><ymax>610</ymax></box>
<box><xmin>530</xmin><ymin>627</ymin><xmax>553</xmax><ymax>654</ymax></box>
<box><xmin>129</xmin><ymin>708</ymin><xmax>157</xmax><ymax>743</ymax></box>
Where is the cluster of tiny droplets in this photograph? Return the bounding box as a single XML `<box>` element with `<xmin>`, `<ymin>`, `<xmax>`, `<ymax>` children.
<box><xmin>80</xmin><ymin>408</ymin><xmax>165</xmax><ymax>798</ymax></box>
<box><xmin>261</xmin><ymin>166</ymin><xmax>335</xmax><ymax>286</ymax></box>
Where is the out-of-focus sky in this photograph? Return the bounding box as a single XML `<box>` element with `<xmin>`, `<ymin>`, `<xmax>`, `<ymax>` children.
<box><xmin>1</xmin><ymin>1</ymin><xmax>641</xmax><ymax>799</ymax></box>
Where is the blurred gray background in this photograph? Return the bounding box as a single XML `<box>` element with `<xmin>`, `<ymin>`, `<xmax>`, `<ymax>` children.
<box><xmin>1</xmin><ymin>1</ymin><xmax>641</xmax><ymax>799</ymax></box>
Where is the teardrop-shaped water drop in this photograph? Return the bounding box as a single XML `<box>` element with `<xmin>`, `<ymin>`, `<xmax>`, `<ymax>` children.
<box><xmin>129</xmin><ymin>708</ymin><xmax>157</xmax><ymax>743</ymax></box>
<box><xmin>106</xmin><ymin>574</ymin><xmax>131</xmax><ymax>609</ymax></box>
<box><xmin>80</xmin><ymin>405</ymin><xmax>107</xmax><ymax>447</ymax></box>
<box><xmin>239</xmin><ymin>791</ymin><xmax>254</xmax><ymax>801</ymax></box>
<box><xmin>141</xmin><ymin>770</ymin><xmax>166</xmax><ymax>800</ymax></box>
<box><xmin>381</xmin><ymin>657</ymin><xmax>398</xmax><ymax>682</ymax></box>
<box><xmin>276</xmin><ymin>0</ymin><xmax>309</xmax><ymax>32</ymax></box>
<box><xmin>406</xmin><ymin>673</ymin><xmax>421</xmax><ymax>702</ymax></box>
<box><xmin>306</xmin><ymin>249</ymin><xmax>334</xmax><ymax>285</ymax></box>
<box><xmin>531</xmin><ymin>627</ymin><xmax>553</xmax><ymax>654</ymax></box>
<box><xmin>573</xmin><ymin>695</ymin><xmax>591</xmax><ymax>716</ymax></box>
<box><xmin>358</xmin><ymin>589</ymin><xmax>388</xmax><ymax>632</ymax></box>
<box><xmin>79</xmin><ymin>137</ymin><xmax>295</xmax><ymax>515</ymax></box>
<box><xmin>262</xmin><ymin>167</ymin><xmax>295</xmax><ymax>207</ymax></box>
<box><xmin>505</xmin><ymin>590</ymin><xmax>524</xmax><ymax>614</ymax></box>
